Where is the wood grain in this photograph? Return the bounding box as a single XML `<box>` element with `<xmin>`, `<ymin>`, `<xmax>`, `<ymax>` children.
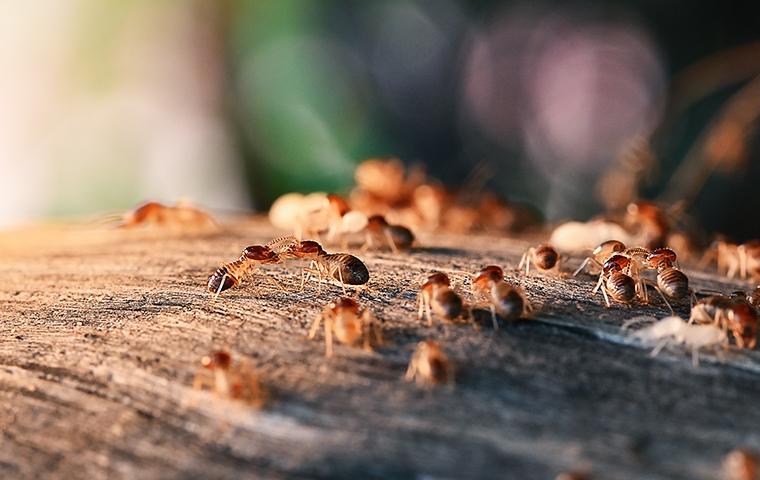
<box><xmin>1</xmin><ymin>218</ymin><xmax>758</xmax><ymax>480</ymax></box>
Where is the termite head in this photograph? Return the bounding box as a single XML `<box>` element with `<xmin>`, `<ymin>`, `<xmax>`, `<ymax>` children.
<box><xmin>424</xmin><ymin>272</ymin><xmax>451</xmax><ymax>288</ymax></box>
<box><xmin>207</xmin><ymin>267</ymin><xmax>237</xmax><ymax>293</ymax></box>
<box><xmin>603</xmin><ymin>254</ymin><xmax>630</xmax><ymax>274</ymax></box>
<box><xmin>123</xmin><ymin>201</ymin><xmax>164</xmax><ymax>225</ymax></box>
<box><xmin>366</xmin><ymin>214</ymin><xmax>389</xmax><ymax>231</ymax></box>
<box><xmin>475</xmin><ymin>265</ymin><xmax>504</xmax><ymax>284</ymax></box>
<box><xmin>534</xmin><ymin>244</ymin><xmax>559</xmax><ymax>270</ymax></box>
<box><xmin>593</xmin><ymin>240</ymin><xmax>626</xmax><ymax>263</ymax></box>
<box><xmin>326</xmin><ymin>194</ymin><xmax>350</xmax><ymax>217</ymax></box>
<box><xmin>646</xmin><ymin>247</ymin><xmax>677</xmax><ymax>270</ymax></box>
<box><xmin>330</xmin><ymin>297</ymin><xmax>361</xmax><ymax>315</ymax></box>
<box><xmin>242</xmin><ymin>245</ymin><xmax>279</xmax><ymax>264</ymax></box>
<box><xmin>201</xmin><ymin>350</ymin><xmax>232</xmax><ymax>370</ymax></box>
<box><xmin>287</xmin><ymin>240</ymin><xmax>326</xmax><ymax>258</ymax></box>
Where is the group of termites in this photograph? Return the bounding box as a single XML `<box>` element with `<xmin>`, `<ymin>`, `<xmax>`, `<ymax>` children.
<box><xmin>117</xmin><ymin>196</ymin><xmax>760</xmax><ymax>404</ymax></box>
<box><xmin>194</xmin><ymin>215</ymin><xmax>760</xmax><ymax>407</ymax></box>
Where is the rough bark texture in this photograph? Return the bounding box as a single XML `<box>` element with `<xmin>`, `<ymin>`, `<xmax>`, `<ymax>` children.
<box><xmin>1</xmin><ymin>219</ymin><xmax>758</xmax><ymax>480</ymax></box>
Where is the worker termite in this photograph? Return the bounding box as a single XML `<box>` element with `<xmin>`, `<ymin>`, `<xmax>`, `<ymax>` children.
<box><xmin>324</xmin><ymin>194</ymin><xmax>369</xmax><ymax>248</ymax></box>
<box><xmin>624</xmin><ymin>201</ymin><xmax>669</xmax><ymax>249</ymax></box>
<box><xmin>308</xmin><ymin>297</ymin><xmax>383</xmax><ymax>357</ymax></box>
<box><xmin>405</xmin><ymin>340</ymin><xmax>453</xmax><ymax>387</ymax></box>
<box><xmin>192</xmin><ymin>350</ymin><xmax>266</xmax><ymax>407</ymax></box>
<box><xmin>278</xmin><ymin>239</ymin><xmax>370</xmax><ymax>293</ymax></box>
<box><xmin>723</xmin><ymin>449</ymin><xmax>759</xmax><ymax>480</ymax></box>
<box><xmin>472</xmin><ymin>265</ymin><xmax>531</xmax><ymax>329</ymax></box>
<box><xmin>628</xmin><ymin>316</ymin><xmax>727</xmax><ymax>367</ymax></box>
<box><xmin>519</xmin><ymin>243</ymin><xmax>561</xmax><ymax>275</ymax></box>
<box><xmin>593</xmin><ymin>255</ymin><xmax>637</xmax><ymax>307</ymax></box>
<box><xmin>118</xmin><ymin>200</ymin><xmax>217</xmax><ymax>229</ymax></box>
<box><xmin>689</xmin><ymin>296</ymin><xmax>758</xmax><ymax>349</ymax></box>
<box><xmin>417</xmin><ymin>272</ymin><xmax>464</xmax><ymax>326</ymax></box>
<box><xmin>363</xmin><ymin>214</ymin><xmax>415</xmax><ymax>252</ymax></box>
<box><xmin>207</xmin><ymin>245</ymin><xmax>282</xmax><ymax>297</ymax></box>
<box><xmin>573</xmin><ymin>240</ymin><xmax>627</xmax><ymax>276</ymax></box>
<box><xmin>645</xmin><ymin>247</ymin><xmax>694</xmax><ymax>305</ymax></box>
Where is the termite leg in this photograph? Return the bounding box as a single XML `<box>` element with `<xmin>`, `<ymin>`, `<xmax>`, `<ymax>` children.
<box><xmin>384</xmin><ymin>229</ymin><xmax>399</xmax><ymax>254</ymax></box>
<box><xmin>214</xmin><ymin>272</ymin><xmax>228</xmax><ymax>300</ymax></box>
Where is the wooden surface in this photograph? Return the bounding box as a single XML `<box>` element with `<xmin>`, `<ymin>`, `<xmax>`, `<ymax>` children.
<box><xmin>1</xmin><ymin>218</ymin><xmax>759</xmax><ymax>480</ymax></box>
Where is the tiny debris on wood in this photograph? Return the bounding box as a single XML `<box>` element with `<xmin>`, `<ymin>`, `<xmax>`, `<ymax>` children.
<box><xmin>1</xmin><ymin>218</ymin><xmax>759</xmax><ymax>480</ymax></box>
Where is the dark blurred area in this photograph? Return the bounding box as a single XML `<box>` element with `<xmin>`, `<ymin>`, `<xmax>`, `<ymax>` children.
<box><xmin>2</xmin><ymin>0</ymin><xmax>759</xmax><ymax>240</ymax></box>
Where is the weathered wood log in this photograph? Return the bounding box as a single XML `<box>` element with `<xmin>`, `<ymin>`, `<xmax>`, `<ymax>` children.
<box><xmin>1</xmin><ymin>218</ymin><xmax>758</xmax><ymax>479</ymax></box>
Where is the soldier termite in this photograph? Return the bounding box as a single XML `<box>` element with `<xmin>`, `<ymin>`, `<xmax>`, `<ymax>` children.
<box><xmin>519</xmin><ymin>243</ymin><xmax>561</xmax><ymax>275</ymax></box>
<box><xmin>472</xmin><ymin>265</ymin><xmax>531</xmax><ymax>329</ymax></box>
<box><xmin>207</xmin><ymin>245</ymin><xmax>282</xmax><ymax>298</ymax></box>
<box><xmin>417</xmin><ymin>272</ymin><xmax>464</xmax><ymax>326</ymax></box>
<box><xmin>405</xmin><ymin>340</ymin><xmax>453</xmax><ymax>387</ymax></box>
<box><xmin>192</xmin><ymin>350</ymin><xmax>267</xmax><ymax>407</ymax></box>
<box><xmin>308</xmin><ymin>297</ymin><xmax>383</xmax><ymax>357</ymax></box>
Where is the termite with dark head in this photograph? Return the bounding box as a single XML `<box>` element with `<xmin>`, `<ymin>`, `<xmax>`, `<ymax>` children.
<box><xmin>308</xmin><ymin>297</ymin><xmax>383</xmax><ymax>357</ymax></box>
<box><xmin>472</xmin><ymin>265</ymin><xmax>531</xmax><ymax>329</ymax></box>
<box><xmin>573</xmin><ymin>240</ymin><xmax>626</xmax><ymax>277</ymax></box>
<box><xmin>405</xmin><ymin>340</ymin><xmax>453</xmax><ymax>387</ymax></box>
<box><xmin>193</xmin><ymin>350</ymin><xmax>266</xmax><ymax>407</ymax></box>
<box><xmin>364</xmin><ymin>214</ymin><xmax>415</xmax><ymax>252</ymax></box>
<box><xmin>207</xmin><ymin>245</ymin><xmax>281</xmax><ymax>298</ymax></box>
<box><xmin>417</xmin><ymin>272</ymin><xmax>464</xmax><ymax>327</ymax></box>
<box><xmin>519</xmin><ymin>243</ymin><xmax>561</xmax><ymax>275</ymax></box>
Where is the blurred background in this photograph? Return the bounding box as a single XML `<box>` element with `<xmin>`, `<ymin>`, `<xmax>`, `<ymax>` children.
<box><xmin>1</xmin><ymin>0</ymin><xmax>759</xmax><ymax>239</ymax></box>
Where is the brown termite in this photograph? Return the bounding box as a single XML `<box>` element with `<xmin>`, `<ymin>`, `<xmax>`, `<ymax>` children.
<box><xmin>519</xmin><ymin>243</ymin><xmax>561</xmax><ymax>275</ymax></box>
<box><xmin>207</xmin><ymin>245</ymin><xmax>282</xmax><ymax>298</ymax></box>
<box><xmin>308</xmin><ymin>297</ymin><xmax>383</xmax><ymax>357</ymax></box>
<box><xmin>277</xmin><ymin>239</ymin><xmax>370</xmax><ymax>294</ymax></box>
<box><xmin>690</xmin><ymin>295</ymin><xmax>758</xmax><ymax>349</ymax></box>
<box><xmin>593</xmin><ymin>255</ymin><xmax>637</xmax><ymax>307</ymax></box>
<box><xmin>324</xmin><ymin>194</ymin><xmax>369</xmax><ymax>248</ymax></box>
<box><xmin>472</xmin><ymin>265</ymin><xmax>531</xmax><ymax>329</ymax></box>
<box><xmin>417</xmin><ymin>272</ymin><xmax>464</xmax><ymax>326</ymax></box>
<box><xmin>405</xmin><ymin>340</ymin><xmax>453</xmax><ymax>387</ymax></box>
<box><xmin>723</xmin><ymin>449</ymin><xmax>759</xmax><ymax>480</ymax></box>
<box><xmin>573</xmin><ymin>239</ymin><xmax>627</xmax><ymax>276</ymax></box>
<box><xmin>645</xmin><ymin>247</ymin><xmax>694</xmax><ymax>306</ymax></box>
<box><xmin>192</xmin><ymin>350</ymin><xmax>266</xmax><ymax>407</ymax></box>
<box><xmin>118</xmin><ymin>200</ymin><xmax>217</xmax><ymax>229</ymax></box>
<box><xmin>624</xmin><ymin>201</ymin><xmax>669</xmax><ymax>249</ymax></box>
<box><xmin>363</xmin><ymin>214</ymin><xmax>415</xmax><ymax>252</ymax></box>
